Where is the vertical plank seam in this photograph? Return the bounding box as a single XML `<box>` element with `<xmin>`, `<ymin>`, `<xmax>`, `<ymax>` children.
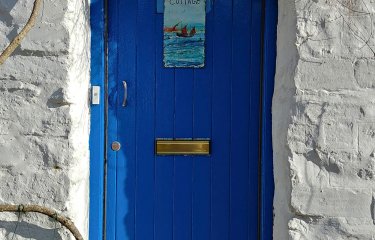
<box><xmin>209</xmin><ymin>5</ymin><xmax>215</xmax><ymax>239</ymax></box>
<box><xmin>153</xmin><ymin>6</ymin><xmax>158</xmax><ymax>240</ymax></box>
<box><xmin>134</xmin><ymin>0</ymin><xmax>139</xmax><ymax>237</ymax></box>
<box><xmin>191</xmin><ymin>69</ymin><xmax>195</xmax><ymax>240</ymax></box>
<box><xmin>229</xmin><ymin>0</ymin><xmax>235</xmax><ymax>238</ymax></box>
<box><xmin>152</xmin><ymin>3</ymin><xmax>157</xmax><ymax>240</ymax></box>
<box><xmin>172</xmin><ymin>67</ymin><xmax>176</xmax><ymax>240</ymax></box>
<box><xmin>247</xmin><ymin>0</ymin><xmax>255</xmax><ymax>239</ymax></box>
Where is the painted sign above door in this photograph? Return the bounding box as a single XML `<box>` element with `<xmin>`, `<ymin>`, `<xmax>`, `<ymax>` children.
<box><xmin>163</xmin><ymin>0</ymin><xmax>206</xmax><ymax>68</ymax></box>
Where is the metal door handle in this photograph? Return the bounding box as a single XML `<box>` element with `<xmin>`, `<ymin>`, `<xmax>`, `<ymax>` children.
<box><xmin>122</xmin><ymin>81</ymin><xmax>127</xmax><ymax>107</ymax></box>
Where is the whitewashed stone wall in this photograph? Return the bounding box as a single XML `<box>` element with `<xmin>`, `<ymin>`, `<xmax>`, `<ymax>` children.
<box><xmin>0</xmin><ymin>0</ymin><xmax>90</xmax><ymax>239</ymax></box>
<box><xmin>274</xmin><ymin>0</ymin><xmax>375</xmax><ymax>239</ymax></box>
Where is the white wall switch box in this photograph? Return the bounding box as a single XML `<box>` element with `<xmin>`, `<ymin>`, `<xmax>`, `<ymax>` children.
<box><xmin>92</xmin><ymin>86</ymin><xmax>100</xmax><ymax>105</ymax></box>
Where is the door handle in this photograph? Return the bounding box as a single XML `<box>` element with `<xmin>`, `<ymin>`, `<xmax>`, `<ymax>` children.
<box><xmin>122</xmin><ymin>81</ymin><xmax>127</xmax><ymax>107</ymax></box>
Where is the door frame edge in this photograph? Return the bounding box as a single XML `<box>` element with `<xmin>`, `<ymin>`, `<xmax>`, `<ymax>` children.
<box><xmin>259</xmin><ymin>0</ymin><xmax>277</xmax><ymax>239</ymax></box>
<box><xmin>89</xmin><ymin>0</ymin><xmax>106</xmax><ymax>239</ymax></box>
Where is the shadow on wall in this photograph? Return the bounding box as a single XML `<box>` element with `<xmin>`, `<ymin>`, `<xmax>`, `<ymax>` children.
<box><xmin>0</xmin><ymin>220</ymin><xmax>62</xmax><ymax>240</ymax></box>
<box><xmin>47</xmin><ymin>88</ymin><xmax>72</xmax><ymax>108</ymax></box>
<box><xmin>0</xmin><ymin>0</ymin><xmax>22</xmax><ymax>42</ymax></box>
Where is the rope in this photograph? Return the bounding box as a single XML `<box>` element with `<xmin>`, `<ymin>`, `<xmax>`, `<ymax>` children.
<box><xmin>0</xmin><ymin>0</ymin><xmax>43</xmax><ymax>65</ymax></box>
<box><xmin>0</xmin><ymin>204</ymin><xmax>84</xmax><ymax>240</ymax></box>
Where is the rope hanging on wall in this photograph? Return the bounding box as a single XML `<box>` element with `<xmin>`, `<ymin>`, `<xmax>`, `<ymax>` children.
<box><xmin>0</xmin><ymin>0</ymin><xmax>43</xmax><ymax>65</ymax></box>
<box><xmin>0</xmin><ymin>204</ymin><xmax>84</xmax><ymax>240</ymax></box>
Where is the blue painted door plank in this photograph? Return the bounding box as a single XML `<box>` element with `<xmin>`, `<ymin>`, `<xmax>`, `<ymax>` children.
<box><xmin>115</xmin><ymin>0</ymin><xmax>138</xmax><ymax>239</ymax></box>
<box><xmin>156</xmin><ymin>0</ymin><xmax>163</xmax><ymax>13</ymax></box>
<box><xmin>230</xmin><ymin>0</ymin><xmax>253</xmax><ymax>238</ymax></box>
<box><xmin>191</xmin><ymin>10</ymin><xmax>213</xmax><ymax>240</ymax></box>
<box><xmin>89</xmin><ymin>0</ymin><xmax>105</xmax><ymax>239</ymax></box>
<box><xmin>154</xmin><ymin>15</ymin><xmax>175</xmax><ymax>240</ymax></box>
<box><xmin>211</xmin><ymin>0</ymin><xmax>232</xmax><ymax>239</ymax></box>
<box><xmin>173</xmin><ymin>69</ymin><xmax>194</xmax><ymax>240</ymax></box>
<box><xmin>248</xmin><ymin>0</ymin><xmax>263</xmax><ymax>238</ymax></box>
<box><xmin>106</xmin><ymin>0</ymin><xmax>120</xmax><ymax>238</ymax></box>
<box><xmin>134</xmin><ymin>1</ymin><xmax>157</xmax><ymax>239</ymax></box>
<box><xmin>261</xmin><ymin>0</ymin><xmax>277</xmax><ymax>239</ymax></box>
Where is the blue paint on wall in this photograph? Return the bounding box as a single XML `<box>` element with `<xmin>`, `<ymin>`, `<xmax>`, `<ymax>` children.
<box><xmin>89</xmin><ymin>0</ymin><xmax>105</xmax><ymax>239</ymax></box>
<box><xmin>260</xmin><ymin>0</ymin><xmax>277</xmax><ymax>239</ymax></box>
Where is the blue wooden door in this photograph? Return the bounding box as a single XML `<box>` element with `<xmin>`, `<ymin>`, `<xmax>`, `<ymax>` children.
<box><xmin>106</xmin><ymin>0</ymin><xmax>263</xmax><ymax>239</ymax></box>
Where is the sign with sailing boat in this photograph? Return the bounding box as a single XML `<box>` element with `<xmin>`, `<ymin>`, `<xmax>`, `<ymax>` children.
<box><xmin>163</xmin><ymin>0</ymin><xmax>206</xmax><ymax>68</ymax></box>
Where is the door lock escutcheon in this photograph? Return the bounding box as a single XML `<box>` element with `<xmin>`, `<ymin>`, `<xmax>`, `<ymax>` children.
<box><xmin>111</xmin><ymin>141</ymin><xmax>121</xmax><ymax>151</ymax></box>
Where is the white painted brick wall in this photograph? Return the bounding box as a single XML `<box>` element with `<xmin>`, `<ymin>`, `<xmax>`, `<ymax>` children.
<box><xmin>274</xmin><ymin>0</ymin><xmax>375</xmax><ymax>239</ymax></box>
<box><xmin>0</xmin><ymin>0</ymin><xmax>90</xmax><ymax>239</ymax></box>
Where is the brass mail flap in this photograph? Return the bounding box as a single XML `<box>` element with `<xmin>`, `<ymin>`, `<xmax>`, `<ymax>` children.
<box><xmin>155</xmin><ymin>139</ymin><xmax>210</xmax><ymax>156</ymax></box>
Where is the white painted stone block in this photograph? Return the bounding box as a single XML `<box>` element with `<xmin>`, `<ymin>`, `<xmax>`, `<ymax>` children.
<box><xmin>359</xmin><ymin>122</ymin><xmax>375</xmax><ymax>157</ymax></box>
<box><xmin>291</xmin><ymin>185</ymin><xmax>373</xmax><ymax>219</ymax></box>
<box><xmin>354</xmin><ymin>60</ymin><xmax>375</xmax><ymax>89</ymax></box>
<box><xmin>289</xmin><ymin>217</ymin><xmax>375</xmax><ymax>240</ymax></box>
<box><xmin>320</xmin><ymin>120</ymin><xmax>357</xmax><ymax>152</ymax></box>
<box><xmin>296</xmin><ymin>60</ymin><xmax>358</xmax><ymax>91</ymax></box>
<box><xmin>0</xmin><ymin>0</ymin><xmax>90</xmax><ymax>239</ymax></box>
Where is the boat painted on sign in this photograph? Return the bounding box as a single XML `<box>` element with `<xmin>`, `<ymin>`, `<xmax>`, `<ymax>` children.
<box><xmin>176</xmin><ymin>25</ymin><xmax>196</xmax><ymax>38</ymax></box>
<box><xmin>164</xmin><ymin>22</ymin><xmax>181</xmax><ymax>32</ymax></box>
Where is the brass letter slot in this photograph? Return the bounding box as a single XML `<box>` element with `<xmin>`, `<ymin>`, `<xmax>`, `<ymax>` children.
<box><xmin>155</xmin><ymin>139</ymin><xmax>210</xmax><ymax>156</ymax></box>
